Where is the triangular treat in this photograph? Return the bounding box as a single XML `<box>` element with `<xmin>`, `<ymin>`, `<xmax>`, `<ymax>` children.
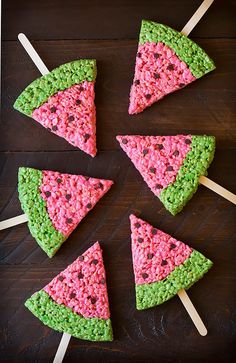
<box><xmin>129</xmin><ymin>20</ymin><xmax>216</xmax><ymax>114</ymax></box>
<box><xmin>25</xmin><ymin>242</ymin><xmax>113</xmax><ymax>341</ymax></box>
<box><xmin>14</xmin><ymin>60</ymin><xmax>97</xmax><ymax>157</ymax></box>
<box><xmin>117</xmin><ymin>135</ymin><xmax>215</xmax><ymax>215</ymax></box>
<box><xmin>18</xmin><ymin>167</ymin><xmax>113</xmax><ymax>257</ymax></box>
<box><xmin>130</xmin><ymin>215</ymin><xmax>213</xmax><ymax>310</ymax></box>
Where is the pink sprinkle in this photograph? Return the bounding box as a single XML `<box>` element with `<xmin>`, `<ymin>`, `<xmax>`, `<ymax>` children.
<box><xmin>32</xmin><ymin>81</ymin><xmax>97</xmax><ymax>157</ymax></box>
<box><xmin>129</xmin><ymin>42</ymin><xmax>196</xmax><ymax>114</ymax></box>
<box><xmin>130</xmin><ymin>215</ymin><xmax>192</xmax><ymax>285</ymax></box>
<box><xmin>44</xmin><ymin>242</ymin><xmax>110</xmax><ymax>319</ymax></box>
<box><xmin>40</xmin><ymin>170</ymin><xmax>113</xmax><ymax>236</ymax></box>
<box><xmin>117</xmin><ymin>135</ymin><xmax>192</xmax><ymax>196</ymax></box>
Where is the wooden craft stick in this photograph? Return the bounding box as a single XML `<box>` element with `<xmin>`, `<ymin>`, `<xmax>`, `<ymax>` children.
<box><xmin>18</xmin><ymin>33</ymin><xmax>50</xmax><ymax>75</ymax></box>
<box><xmin>0</xmin><ymin>214</ymin><xmax>28</xmax><ymax>231</ymax></box>
<box><xmin>177</xmin><ymin>289</ymin><xmax>207</xmax><ymax>336</ymax></box>
<box><xmin>53</xmin><ymin>333</ymin><xmax>71</xmax><ymax>363</ymax></box>
<box><xmin>181</xmin><ymin>0</ymin><xmax>214</xmax><ymax>36</ymax></box>
<box><xmin>199</xmin><ymin>176</ymin><xmax>236</xmax><ymax>205</ymax></box>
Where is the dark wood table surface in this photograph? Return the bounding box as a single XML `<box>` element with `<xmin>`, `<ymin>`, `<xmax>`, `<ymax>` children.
<box><xmin>1</xmin><ymin>1</ymin><xmax>236</xmax><ymax>362</ymax></box>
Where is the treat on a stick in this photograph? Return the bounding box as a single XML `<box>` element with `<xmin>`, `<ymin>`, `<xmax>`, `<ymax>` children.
<box><xmin>128</xmin><ymin>19</ymin><xmax>215</xmax><ymax>114</ymax></box>
<box><xmin>18</xmin><ymin>167</ymin><xmax>113</xmax><ymax>257</ymax></box>
<box><xmin>117</xmin><ymin>134</ymin><xmax>216</xmax><ymax>215</ymax></box>
<box><xmin>14</xmin><ymin>34</ymin><xmax>97</xmax><ymax>157</ymax></box>
<box><xmin>130</xmin><ymin>214</ymin><xmax>212</xmax><ymax>335</ymax></box>
<box><xmin>25</xmin><ymin>242</ymin><xmax>113</xmax><ymax>342</ymax></box>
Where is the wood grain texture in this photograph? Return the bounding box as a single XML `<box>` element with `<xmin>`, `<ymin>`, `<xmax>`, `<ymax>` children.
<box><xmin>1</xmin><ymin>1</ymin><xmax>236</xmax><ymax>362</ymax></box>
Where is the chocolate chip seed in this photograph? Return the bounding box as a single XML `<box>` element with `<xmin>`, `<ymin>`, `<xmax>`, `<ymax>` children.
<box><xmin>167</xmin><ymin>64</ymin><xmax>175</xmax><ymax>71</ymax></box>
<box><xmin>91</xmin><ymin>297</ymin><xmax>97</xmax><ymax>304</ymax></box>
<box><xmin>76</xmin><ymin>99</ymin><xmax>81</xmax><ymax>105</ymax></box>
<box><xmin>57</xmin><ymin>178</ymin><xmax>62</xmax><ymax>184</ymax></box>
<box><xmin>134</xmin><ymin>79</ymin><xmax>140</xmax><ymax>86</ymax></box>
<box><xmin>151</xmin><ymin>228</ymin><xmax>157</xmax><ymax>235</ymax></box>
<box><xmin>58</xmin><ymin>275</ymin><xmax>65</xmax><ymax>282</ymax></box>
<box><xmin>78</xmin><ymin>255</ymin><xmax>84</xmax><ymax>261</ymax></box>
<box><xmin>69</xmin><ymin>292</ymin><xmax>76</xmax><ymax>299</ymax></box>
<box><xmin>155</xmin><ymin>184</ymin><xmax>163</xmax><ymax>189</ymax></box>
<box><xmin>173</xmin><ymin>150</ymin><xmax>179</xmax><ymax>156</ymax></box>
<box><xmin>86</xmin><ymin>203</ymin><xmax>92</xmax><ymax>209</ymax></box>
<box><xmin>150</xmin><ymin>167</ymin><xmax>156</xmax><ymax>174</ymax></box>
<box><xmin>170</xmin><ymin>243</ymin><xmax>176</xmax><ymax>250</ymax></box>
<box><xmin>52</xmin><ymin>125</ymin><xmax>58</xmax><ymax>131</ymax></box>
<box><xmin>78</xmin><ymin>272</ymin><xmax>84</xmax><ymax>279</ymax></box>
<box><xmin>137</xmin><ymin>52</ymin><xmax>142</xmax><ymax>58</ymax></box>
<box><xmin>45</xmin><ymin>191</ymin><xmax>51</xmax><ymax>197</ymax></box>
<box><xmin>66</xmin><ymin>218</ymin><xmax>73</xmax><ymax>224</ymax></box>
<box><xmin>134</xmin><ymin>222</ymin><xmax>141</xmax><ymax>229</ymax></box>
<box><xmin>100</xmin><ymin>278</ymin><xmax>106</xmax><ymax>284</ymax></box>
<box><xmin>79</xmin><ymin>86</ymin><xmax>84</xmax><ymax>91</ymax></box>
<box><xmin>138</xmin><ymin>237</ymin><xmax>143</xmax><ymax>243</ymax></box>
<box><xmin>50</xmin><ymin>106</ymin><xmax>57</xmax><ymax>113</ymax></box>
<box><xmin>154</xmin><ymin>73</ymin><xmax>160</xmax><ymax>79</ymax></box>
<box><xmin>185</xmin><ymin>139</ymin><xmax>191</xmax><ymax>145</ymax></box>
<box><xmin>145</xmin><ymin>94</ymin><xmax>152</xmax><ymax>100</ymax></box>
<box><xmin>147</xmin><ymin>253</ymin><xmax>154</xmax><ymax>260</ymax></box>
<box><xmin>122</xmin><ymin>138</ymin><xmax>128</xmax><ymax>144</ymax></box>
<box><xmin>161</xmin><ymin>260</ymin><xmax>168</xmax><ymax>266</ymax></box>
<box><xmin>154</xmin><ymin>53</ymin><xmax>159</xmax><ymax>59</ymax></box>
<box><xmin>166</xmin><ymin>165</ymin><xmax>174</xmax><ymax>171</ymax></box>
<box><xmin>179</xmin><ymin>83</ymin><xmax>185</xmax><ymax>88</ymax></box>
<box><xmin>142</xmin><ymin>273</ymin><xmax>149</xmax><ymax>279</ymax></box>
<box><xmin>92</xmin><ymin>259</ymin><xmax>98</xmax><ymax>265</ymax></box>
<box><xmin>157</xmin><ymin>144</ymin><xmax>164</xmax><ymax>150</ymax></box>
<box><xmin>66</xmin><ymin>194</ymin><xmax>71</xmax><ymax>201</ymax></box>
<box><xmin>68</xmin><ymin>115</ymin><xmax>74</xmax><ymax>122</ymax></box>
<box><xmin>143</xmin><ymin>149</ymin><xmax>148</xmax><ymax>156</ymax></box>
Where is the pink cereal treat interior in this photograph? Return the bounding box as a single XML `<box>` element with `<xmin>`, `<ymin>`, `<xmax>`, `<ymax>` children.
<box><xmin>117</xmin><ymin>135</ymin><xmax>192</xmax><ymax>195</ymax></box>
<box><xmin>32</xmin><ymin>81</ymin><xmax>96</xmax><ymax>157</ymax></box>
<box><xmin>44</xmin><ymin>242</ymin><xmax>110</xmax><ymax>319</ymax></box>
<box><xmin>40</xmin><ymin>170</ymin><xmax>113</xmax><ymax>236</ymax></box>
<box><xmin>129</xmin><ymin>42</ymin><xmax>196</xmax><ymax>114</ymax></box>
<box><xmin>130</xmin><ymin>214</ymin><xmax>192</xmax><ymax>285</ymax></box>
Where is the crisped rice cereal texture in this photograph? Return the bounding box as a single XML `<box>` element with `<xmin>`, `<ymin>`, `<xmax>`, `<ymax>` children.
<box><xmin>130</xmin><ymin>215</ymin><xmax>213</xmax><ymax>310</ymax></box>
<box><xmin>18</xmin><ymin>167</ymin><xmax>113</xmax><ymax>257</ymax></box>
<box><xmin>25</xmin><ymin>243</ymin><xmax>113</xmax><ymax>341</ymax></box>
<box><xmin>117</xmin><ymin>135</ymin><xmax>215</xmax><ymax>215</ymax></box>
<box><xmin>129</xmin><ymin>20</ymin><xmax>215</xmax><ymax>114</ymax></box>
<box><xmin>14</xmin><ymin>60</ymin><xmax>97</xmax><ymax>157</ymax></box>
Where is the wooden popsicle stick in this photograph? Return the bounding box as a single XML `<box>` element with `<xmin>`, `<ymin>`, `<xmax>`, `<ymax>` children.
<box><xmin>181</xmin><ymin>0</ymin><xmax>214</xmax><ymax>36</ymax></box>
<box><xmin>199</xmin><ymin>176</ymin><xmax>236</xmax><ymax>205</ymax></box>
<box><xmin>18</xmin><ymin>33</ymin><xmax>50</xmax><ymax>75</ymax></box>
<box><xmin>53</xmin><ymin>333</ymin><xmax>71</xmax><ymax>363</ymax></box>
<box><xmin>177</xmin><ymin>289</ymin><xmax>207</xmax><ymax>336</ymax></box>
<box><xmin>0</xmin><ymin>214</ymin><xmax>28</xmax><ymax>231</ymax></box>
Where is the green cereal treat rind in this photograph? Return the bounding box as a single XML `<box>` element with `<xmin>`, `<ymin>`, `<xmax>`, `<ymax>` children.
<box><xmin>25</xmin><ymin>290</ymin><xmax>113</xmax><ymax>341</ymax></box>
<box><xmin>14</xmin><ymin>59</ymin><xmax>97</xmax><ymax>116</ymax></box>
<box><xmin>136</xmin><ymin>250</ymin><xmax>213</xmax><ymax>310</ymax></box>
<box><xmin>18</xmin><ymin>167</ymin><xmax>65</xmax><ymax>257</ymax></box>
<box><xmin>139</xmin><ymin>20</ymin><xmax>216</xmax><ymax>78</ymax></box>
<box><xmin>159</xmin><ymin>135</ymin><xmax>215</xmax><ymax>216</ymax></box>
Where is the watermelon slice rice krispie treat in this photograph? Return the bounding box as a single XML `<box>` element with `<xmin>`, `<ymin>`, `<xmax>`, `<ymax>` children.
<box><xmin>117</xmin><ymin>134</ymin><xmax>215</xmax><ymax>215</ymax></box>
<box><xmin>25</xmin><ymin>242</ymin><xmax>113</xmax><ymax>341</ymax></box>
<box><xmin>18</xmin><ymin>167</ymin><xmax>113</xmax><ymax>257</ymax></box>
<box><xmin>129</xmin><ymin>20</ymin><xmax>216</xmax><ymax>114</ymax></box>
<box><xmin>14</xmin><ymin>60</ymin><xmax>97</xmax><ymax>157</ymax></box>
<box><xmin>130</xmin><ymin>215</ymin><xmax>213</xmax><ymax>310</ymax></box>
